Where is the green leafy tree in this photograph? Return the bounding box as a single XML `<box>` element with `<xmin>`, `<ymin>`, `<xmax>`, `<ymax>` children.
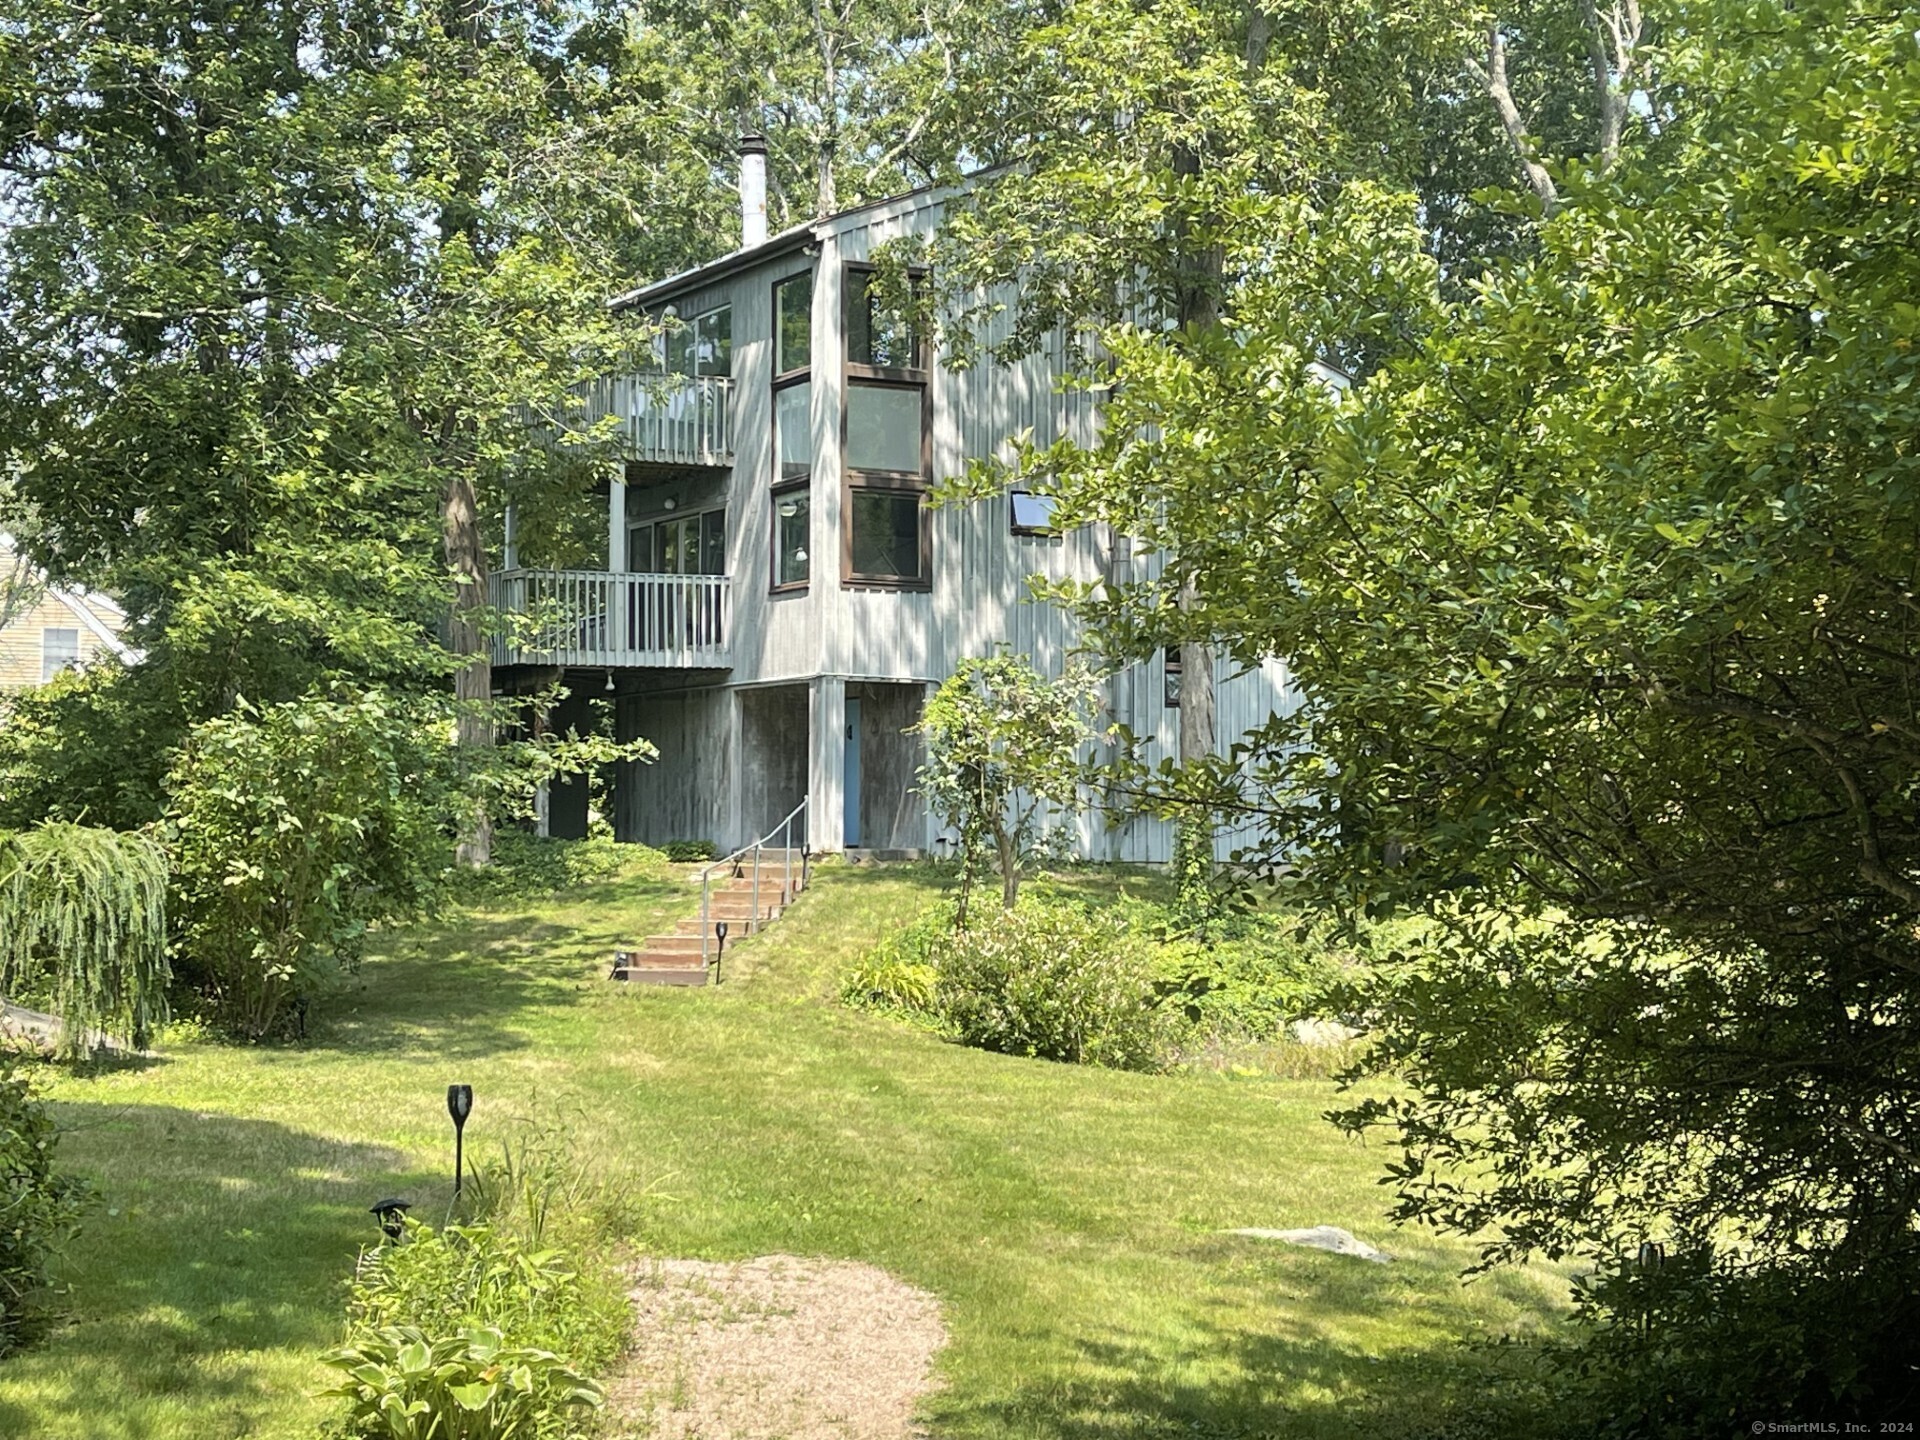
<box><xmin>0</xmin><ymin>0</ymin><xmax>660</xmax><ymax>862</ymax></box>
<box><xmin>976</xmin><ymin>0</ymin><xmax>1920</xmax><ymax>1415</ymax></box>
<box><xmin>916</xmin><ymin>654</ymin><xmax>1103</xmax><ymax>921</ymax></box>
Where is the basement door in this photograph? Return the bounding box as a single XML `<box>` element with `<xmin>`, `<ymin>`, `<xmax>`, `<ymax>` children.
<box><xmin>843</xmin><ymin>697</ymin><xmax>862</xmax><ymax>846</ymax></box>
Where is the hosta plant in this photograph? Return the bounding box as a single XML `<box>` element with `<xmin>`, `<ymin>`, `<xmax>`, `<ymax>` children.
<box><xmin>319</xmin><ymin>1324</ymin><xmax>603</xmax><ymax>1440</ymax></box>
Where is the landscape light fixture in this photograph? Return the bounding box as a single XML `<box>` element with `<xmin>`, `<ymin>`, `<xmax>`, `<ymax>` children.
<box><xmin>447</xmin><ymin>1083</ymin><xmax>474</xmax><ymax>1197</ymax></box>
<box><xmin>713</xmin><ymin>921</ymin><xmax>729</xmax><ymax>984</ymax></box>
<box><xmin>369</xmin><ymin>1197</ymin><xmax>412</xmax><ymax>1241</ymax></box>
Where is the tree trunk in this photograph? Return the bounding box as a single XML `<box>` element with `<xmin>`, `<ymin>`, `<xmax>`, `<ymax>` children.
<box><xmin>1171</xmin><ymin>128</ymin><xmax>1220</xmax><ymax>913</ymax></box>
<box><xmin>995</xmin><ymin>819</ymin><xmax>1019</xmax><ymax>910</ymax></box>
<box><xmin>444</xmin><ymin>470</ymin><xmax>494</xmax><ymax>867</ymax></box>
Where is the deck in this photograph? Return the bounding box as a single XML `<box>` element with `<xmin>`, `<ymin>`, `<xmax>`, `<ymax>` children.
<box><xmin>489</xmin><ymin>569</ymin><xmax>731</xmax><ymax>669</ymax></box>
<box><xmin>576</xmin><ymin>374</ymin><xmax>733</xmax><ymax>468</ymax></box>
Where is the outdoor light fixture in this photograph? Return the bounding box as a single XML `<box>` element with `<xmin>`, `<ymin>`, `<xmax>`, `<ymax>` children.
<box><xmin>712</xmin><ymin>921</ymin><xmax>729</xmax><ymax>985</ymax></box>
<box><xmin>778</xmin><ymin>500</ymin><xmax>798</xmax><ymax>518</ymax></box>
<box><xmin>369</xmin><ymin>1197</ymin><xmax>412</xmax><ymax>1241</ymax></box>
<box><xmin>1636</xmin><ymin>1240</ymin><xmax>1666</xmax><ymax>1271</ymax></box>
<box><xmin>792</xmin><ymin>548</ymin><xmax>807</xmax><ymax>563</ymax></box>
<box><xmin>605</xmin><ymin>670</ymin><xmax>616</xmax><ymax>693</ymax></box>
<box><xmin>662</xmin><ymin>497</ymin><xmax>677</xmax><ymax>510</ymax></box>
<box><xmin>447</xmin><ymin>1084</ymin><xmax>474</xmax><ymax>1197</ymax></box>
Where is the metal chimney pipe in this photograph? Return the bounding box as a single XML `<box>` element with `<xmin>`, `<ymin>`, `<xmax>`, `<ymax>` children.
<box><xmin>739</xmin><ymin>134</ymin><xmax>768</xmax><ymax>249</ymax></box>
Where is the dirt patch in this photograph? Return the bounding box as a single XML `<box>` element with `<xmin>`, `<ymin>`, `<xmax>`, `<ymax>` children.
<box><xmin>606</xmin><ymin>1254</ymin><xmax>946</xmax><ymax>1440</ymax></box>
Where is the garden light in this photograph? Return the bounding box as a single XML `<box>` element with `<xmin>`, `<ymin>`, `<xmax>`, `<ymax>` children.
<box><xmin>447</xmin><ymin>1083</ymin><xmax>473</xmax><ymax>1197</ymax></box>
<box><xmin>369</xmin><ymin>1197</ymin><xmax>412</xmax><ymax>1241</ymax></box>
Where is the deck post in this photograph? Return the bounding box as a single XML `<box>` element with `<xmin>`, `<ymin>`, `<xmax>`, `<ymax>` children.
<box><xmin>608</xmin><ymin>475</ymin><xmax>627</xmax><ymax>572</ymax></box>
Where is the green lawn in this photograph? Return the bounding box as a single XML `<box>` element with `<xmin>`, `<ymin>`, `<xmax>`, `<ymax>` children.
<box><xmin>0</xmin><ymin>859</ymin><xmax>1570</xmax><ymax>1439</ymax></box>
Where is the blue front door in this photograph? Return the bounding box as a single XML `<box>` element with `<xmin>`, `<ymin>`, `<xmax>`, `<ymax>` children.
<box><xmin>844</xmin><ymin>697</ymin><xmax>862</xmax><ymax>847</ymax></box>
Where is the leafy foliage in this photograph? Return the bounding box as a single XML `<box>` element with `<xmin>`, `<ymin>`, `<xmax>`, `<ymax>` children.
<box><xmin>916</xmin><ymin>654</ymin><xmax>1103</xmax><ymax>920</ymax></box>
<box><xmin>961</xmin><ymin>0</ymin><xmax>1920</xmax><ymax>1414</ymax></box>
<box><xmin>0</xmin><ymin>823</ymin><xmax>170</xmax><ymax>1058</ymax></box>
<box><xmin>658</xmin><ymin>840</ymin><xmax>717</xmax><ymax>864</ymax></box>
<box><xmin>839</xmin><ymin>899</ymin><xmax>950</xmax><ymax>1016</ymax></box>
<box><xmin>164</xmin><ymin>692</ymin><xmax>459</xmax><ymax>1039</ymax></box>
<box><xmin>345</xmin><ymin>1221</ymin><xmax>627</xmax><ymax>1380</ymax></box>
<box><xmin>0</xmin><ymin>1053</ymin><xmax>88</xmax><ymax>1353</ymax></box>
<box><xmin>448</xmin><ymin>832</ymin><xmax>661</xmax><ymax>905</ymax></box>
<box><xmin>319</xmin><ymin>1323</ymin><xmax>603</xmax><ymax>1440</ymax></box>
<box><xmin>932</xmin><ymin>898</ymin><xmax>1170</xmax><ymax>1071</ymax></box>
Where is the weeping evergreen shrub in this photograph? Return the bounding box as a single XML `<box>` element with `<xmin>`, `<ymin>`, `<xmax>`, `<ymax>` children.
<box><xmin>0</xmin><ymin>822</ymin><xmax>170</xmax><ymax>1058</ymax></box>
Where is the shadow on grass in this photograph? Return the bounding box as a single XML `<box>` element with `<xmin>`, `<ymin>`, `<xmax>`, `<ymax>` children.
<box><xmin>925</xmin><ymin>1265</ymin><xmax>1557</xmax><ymax>1440</ymax></box>
<box><xmin>291</xmin><ymin>870</ymin><xmax>692</xmax><ymax>1060</ymax></box>
<box><xmin>0</xmin><ymin>1102</ymin><xmax>440</xmax><ymax>1434</ymax></box>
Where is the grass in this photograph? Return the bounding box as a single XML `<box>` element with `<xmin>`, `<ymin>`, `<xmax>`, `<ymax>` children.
<box><xmin>0</xmin><ymin>857</ymin><xmax>1571</xmax><ymax>1439</ymax></box>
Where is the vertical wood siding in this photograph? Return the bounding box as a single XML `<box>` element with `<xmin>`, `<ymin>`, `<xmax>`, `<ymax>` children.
<box><xmin>607</xmin><ymin>187</ymin><xmax>1296</xmax><ymax>860</ymax></box>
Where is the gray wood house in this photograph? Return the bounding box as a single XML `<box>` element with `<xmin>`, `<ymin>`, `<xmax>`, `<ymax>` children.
<box><xmin>493</xmin><ymin>145</ymin><xmax>1294</xmax><ymax>860</ymax></box>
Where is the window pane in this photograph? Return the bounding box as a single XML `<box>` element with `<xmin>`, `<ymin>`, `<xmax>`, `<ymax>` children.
<box><xmin>664</xmin><ymin>318</ymin><xmax>694</xmax><ymax>377</ymax></box>
<box><xmin>776</xmin><ymin>272</ymin><xmax>812</xmax><ymax>373</ymax></box>
<box><xmin>700</xmin><ymin>509</ymin><xmax>726</xmax><ymax>575</ymax></box>
<box><xmin>695</xmin><ymin>307</ymin><xmax>732</xmax><ymax>378</ymax></box>
<box><xmin>774</xmin><ymin>488</ymin><xmax>810</xmax><ymax>587</ymax></box>
<box><xmin>846</xmin><ymin>382</ymin><xmax>922</xmax><ymax>474</ymax></box>
<box><xmin>775</xmin><ymin>381</ymin><xmax>812</xmax><ymax>480</ymax></box>
<box><xmin>849</xmin><ymin>489</ymin><xmax>922</xmax><ymax>580</ymax></box>
<box><xmin>1010</xmin><ymin>490</ymin><xmax>1057</xmax><ymax>533</ymax></box>
<box><xmin>41</xmin><ymin>627</ymin><xmax>79</xmax><ymax>682</ymax></box>
<box><xmin>849</xmin><ymin>270</ymin><xmax>921</xmax><ymax>369</ymax></box>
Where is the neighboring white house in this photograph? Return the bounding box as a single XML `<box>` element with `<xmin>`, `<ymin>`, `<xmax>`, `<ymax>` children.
<box><xmin>0</xmin><ymin>534</ymin><xmax>138</xmax><ymax>698</ymax></box>
<box><xmin>493</xmin><ymin>149</ymin><xmax>1296</xmax><ymax>859</ymax></box>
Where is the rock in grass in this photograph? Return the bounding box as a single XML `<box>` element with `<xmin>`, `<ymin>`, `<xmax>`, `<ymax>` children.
<box><xmin>1229</xmin><ymin>1225</ymin><xmax>1392</xmax><ymax>1263</ymax></box>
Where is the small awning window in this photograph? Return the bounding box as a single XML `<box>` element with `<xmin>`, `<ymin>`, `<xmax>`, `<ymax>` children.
<box><xmin>1010</xmin><ymin>490</ymin><xmax>1058</xmax><ymax>536</ymax></box>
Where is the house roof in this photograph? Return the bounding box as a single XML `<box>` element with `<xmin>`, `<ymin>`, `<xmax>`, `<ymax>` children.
<box><xmin>607</xmin><ymin>168</ymin><xmax>997</xmax><ymax>314</ymax></box>
<box><xmin>1</xmin><ymin>533</ymin><xmax>141</xmax><ymax>665</ymax></box>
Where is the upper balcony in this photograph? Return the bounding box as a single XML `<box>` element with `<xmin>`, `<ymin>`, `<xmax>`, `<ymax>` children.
<box><xmin>579</xmin><ymin>374</ymin><xmax>734</xmax><ymax>470</ymax></box>
<box><xmin>490</xmin><ymin>569</ymin><xmax>731</xmax><ymax>670</ymax></box>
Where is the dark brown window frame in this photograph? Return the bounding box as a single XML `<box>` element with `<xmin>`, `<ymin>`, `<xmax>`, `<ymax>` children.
<box><xmin>770</xmin><ymin>479</ymin><xmax>811</xmax><ymax>594</ymax></box>
<box><xmin>841</xmin><ymin>263</ymin><xmax>932</xmax><ymax>591</ymax></box>
<box><xmin>770</xmin><ymin>265</ymin><xmax>817</xmax><ymax>594</ymax></box>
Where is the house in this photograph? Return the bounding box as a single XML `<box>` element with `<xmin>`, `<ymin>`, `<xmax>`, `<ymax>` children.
<box><xmin>494</xmin><ymin>143</ymin><xmax>1295</xmax><ymax>860</ymax></box>
<box><xmin>0</xmin><ymin>534</ymin><xmax>137</xmax><ymax>697</ymax></box>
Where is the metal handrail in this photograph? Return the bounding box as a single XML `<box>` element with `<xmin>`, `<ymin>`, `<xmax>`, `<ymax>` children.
<box><xmin>699</xmin><ymin>797</ymin><xmax>809</xmax><ymax>973</ymax></box>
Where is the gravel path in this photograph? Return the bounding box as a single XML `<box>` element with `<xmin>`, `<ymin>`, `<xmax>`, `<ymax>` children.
<box><xmin>607</xmin><ymin>1254</ymin><xmax>946</xmax><ymax>1440</ymax></box>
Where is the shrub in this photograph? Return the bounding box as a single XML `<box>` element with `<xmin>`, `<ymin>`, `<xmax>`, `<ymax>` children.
<box><xmin>1546</xmin><ymin>1249</ymin><xmax>1920</xmax><ymax>1433</ymax></box>
<box><xmin>0</xmin><ymin>1053</ymin><xmax>88</xmax><ymax>1352</ymax></box>
<box><xmin>319</xmin><ymin>1324</ymin><xmax>602</xmax><ymax>1440</ymax></box>
<box><xmin>660</xmin><ymin>839</ymin><xmax>716</xmax><ymax>863</ymax></box>
<box><xmin>165</xmin><ymin>692</ymin><xmax>458</xmax><ymax>1039</ymax></box>
<box><xmin>450</xmin><ymin>831</ymin><xmax>661</xmax><ymax>904</ymax></box>
<box><xmin>1155</xmin><ymin>915</ymin><xmax>1349</xmax><ymax>1042</ymax></box>
<box><xmin>933</xmin><ymin>898</ymin><xmax>1171</xmax><ymax>1070</ymax></box>
<box><xmin>345</xmin><ymin>1220</ymin><xmax>628</xmax><ymax>1378</ymax></box>
<box><xmin>840</xmin><ymin>901</ymin><xmax>950</xmax><ymax>1017</ymax></box>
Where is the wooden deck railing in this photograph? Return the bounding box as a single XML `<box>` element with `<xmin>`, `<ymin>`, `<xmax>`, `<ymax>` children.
<box><xmin>489</xmin><ymin>569</ymin><xmax>731</xmax><ymax>669</ymax></box>
<box><xmin>575</xmin><ymin>374</ymin><xmax>734</xmax><ymax>468</ymax></box>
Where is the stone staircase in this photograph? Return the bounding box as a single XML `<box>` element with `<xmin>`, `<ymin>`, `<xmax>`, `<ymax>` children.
<box><xmin>612</xmin><ymin>847</ymin><xmax>807</xmax><ymax>987</ymax></box>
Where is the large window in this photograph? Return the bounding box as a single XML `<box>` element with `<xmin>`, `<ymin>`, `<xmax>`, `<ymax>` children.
<box><xmin>40</xmin><ymin>627</ymin><xmax>79</xmax><ymax>682</ymax></box>
<box><xmin>773</xmin><ymin>485</ymin><xmax>810</xmax><ymax>589</ymax></box>
<box><xmin>630</xmin><ymin>510</ymin><xmax>725</xmax><ymax>575</ymax></box>
<box><xmin>661</xmin><ymin>304</ymin><xmax>732</xmax><ymax>378</ymax></box>
<box><xmin>771</xmin><ymin>270</ymin><xmax>815</xmax><ymax>590</ymax></box>
<box><xmin>842</xmin><ymin>264</ymin><xmax>930</xmax><ymax>588</ymax></box>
